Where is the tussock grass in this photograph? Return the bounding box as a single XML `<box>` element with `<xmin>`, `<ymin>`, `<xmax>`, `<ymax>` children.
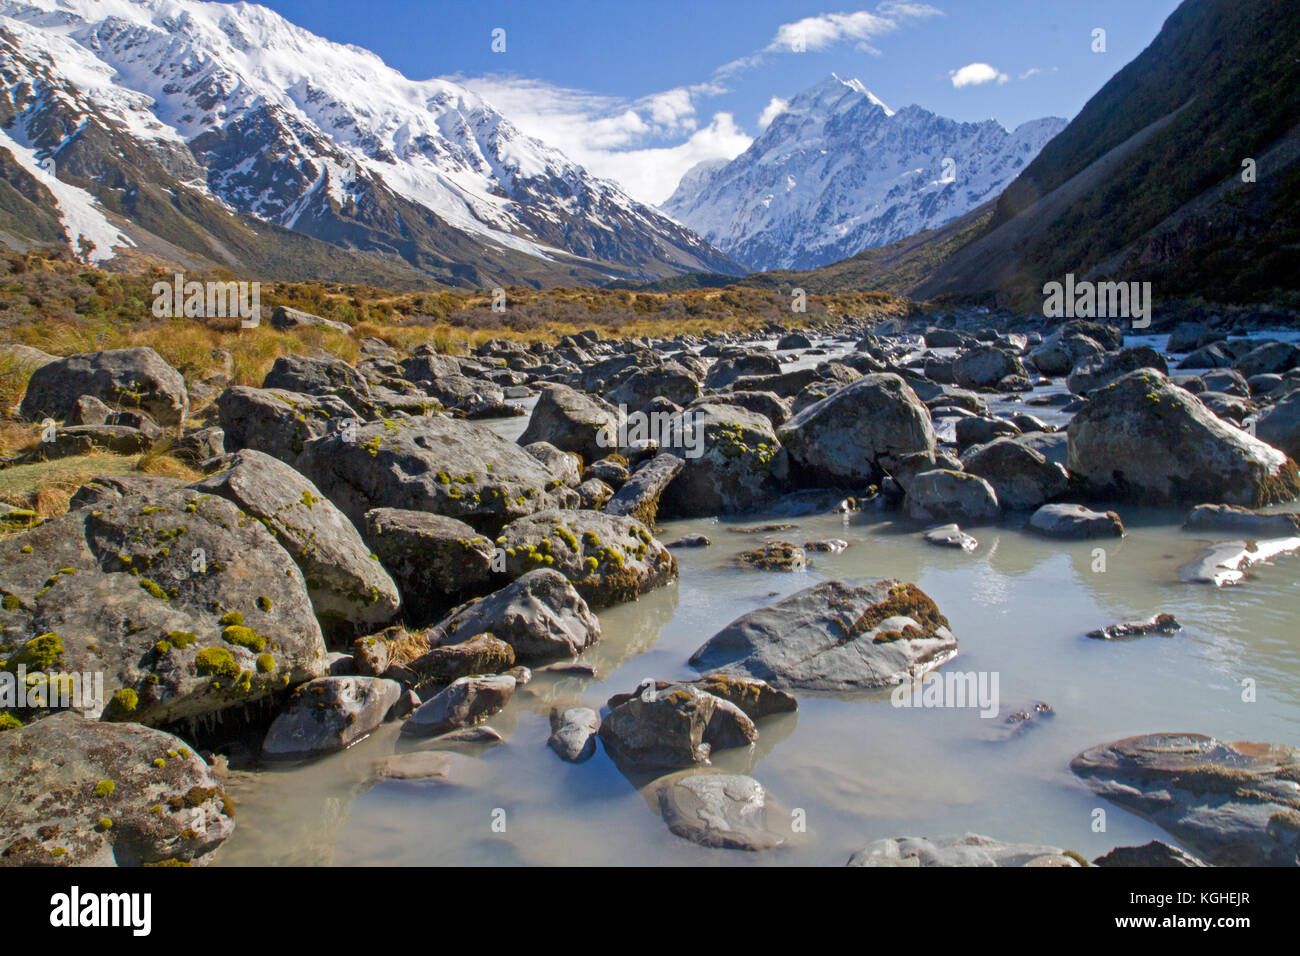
<box><xmin>0</xmin><ymin>450</ymin><xmax>200</xmax><ymax>519</ymax></box>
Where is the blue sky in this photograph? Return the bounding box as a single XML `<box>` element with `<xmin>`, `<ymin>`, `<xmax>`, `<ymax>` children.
<box><xmin>246</xmin><ymin>0</ymin><xmax>1183</xmax><ymax>204</ymax></box>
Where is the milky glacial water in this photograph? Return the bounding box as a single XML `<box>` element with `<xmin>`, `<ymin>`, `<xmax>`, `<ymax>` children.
<box><xmin>215</xmin><ymin>332</ymin><xmax>1300</xmax><ymax>866</ymax></box>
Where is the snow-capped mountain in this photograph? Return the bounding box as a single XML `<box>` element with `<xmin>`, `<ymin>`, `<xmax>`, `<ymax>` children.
<box><xmin>0</xmin><ymin>0</ymin><xmax>738</xmax><ymax>285</ymax></box>
<box><xmin>662</xmin><ymin>74</ymin><xmax>1066</xmax><ymax>272</ymax></box>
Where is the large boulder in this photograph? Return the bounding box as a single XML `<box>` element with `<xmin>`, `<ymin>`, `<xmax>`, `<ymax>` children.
<box><xmin>262</xmin><ymin>354</ymin><xmax>373</xmax><ymax>413</ymax></box>
<box><xmin>606</xmin><ymin>452</ymin><xmax>684</xmax><ymax>526</ymax></box>
<box><xmin>659</xmin><ymin>404</ymin><xmax>787</xmax><ymax>516</ymax></box>
<box><xmin>363</xmin><ymin>509</ymin><xmax>496</xmax><ymax>627</ymax></box>
<box><xmin>424</xmin><ymin>569</ymin><xmax>600</xmax><ymax>664</ymax></box>
<box><xmin>0</xmin><ymin>488</ymin><xmax>327</xmax><ymax>726</ymax></box>
<box><xmin>260</xmin><ymin>676</ymin><xmax>401</xmax><ymax>760</ymax></box>
<box><xmin>192</xmin><ymin>450</ymin><xmax>400</xmax><ymax>638</ymax></box>
<box><xmin>904</xmin><ymin>469</ymin><xmax>1000</xmax><ymax>523</ymax></box>
<box><xmin>217</xmin><ymin>386</ymin><xmax>358</xmax><ymax>463</ymax></box>
<box><xmin>705</xmin><ymin>351</ymin><xmax>781</xmax><ymax>390</ymax></box>
<box><xmin>20</xmin><ymin>347</ymin><xmax>188</xmax><ymax>428</ymax></box>
<box><xmin>1254</xmin><ymin>388</ymin><xmax>1300</xmax><ymax>460</ymax></box>
<box><xmin>689</xmin><ymin>579</ymin><xmax>957</xmax><ymax>692</ymax></box>
<box><xmin>0</xmin><ymin>713</ymin><xmax>234</xmax><ymax>866</ymax></box>
<box><xmin>1066</xmin><ymin>346</ymin><xmax>1167</xmax><ymax>395</ymax></box>
<box><xmin>270</xmin><ymin>305</ymin><xmax>352</xmax><ymax>334</ymax></box>
<box><xmin>1066</xmin><ymin>369</ymin><xmax>1300</xmax><ymax>506</ymax></box>
<box><xmin>961</xmin><ymin>438</ymin><xmax>1069</xmax><ymax>511</ymax></box>
<box><xmin>598</xmin><ymin>682</ymin><xmax>756</xmax><ymax>771</ymax></box>
<box><xmin>1028</xmin><ymin>333</ymin><xmax>1105</xmax><ymax>376</ymax></box>
<box><xmin>952</xmin><ymin>346</ymin><xmax>1025</xmax><ymax>390</ymax></box>
<box><xmin>1071</xmin><ymin>733</ymin><xmax>1300</xmax><ymax>866</ymax></box>
<box><xmin>496</xmin><ymin>509</ymin><xmax>676</xmax><ymax>608</ymax></box>
<box><xmin>518</xmin><ymin>384</ymin><xmax>619</xmax><ymax>464</ymax></box>
<box><xmin>778</xmin><ymin>374</ymin><xmax>934</xmax><ymax>487</ymax></box>
<box><xmin>605</xmin><ymin>361</ymin><xmax>701</xmax><ymax>409</ymax></box>
<box><xmin>295</xmin><ymin>414</ymin><xmax>575</xmax><ymax>531</ymax></box>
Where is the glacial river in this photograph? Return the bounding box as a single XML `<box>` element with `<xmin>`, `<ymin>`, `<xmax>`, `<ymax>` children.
<box><xmin>216</xmin><ymin>333</ymin><xmax>1300</xmax><ymax>865</ymax></box>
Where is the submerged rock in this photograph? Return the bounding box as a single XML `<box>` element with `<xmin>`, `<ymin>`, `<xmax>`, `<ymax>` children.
<box><xmin>1183</xmin><ymin>503</ymin><xmax>1300</xmax><ymax>537</ymax></box>
<box><xmin>689</xmin><ymin>579</ymin><xmax>957</xmax><ymax>692</ymax></box>
<box><xmin>1027</xmin><ymin>503</ymin><xmax>1124</xmax><ymax>539</ymax></box>
<box><xmin>0</xmin><ymin>712</ymin><xmax>234</xmax><ymax>866</ymax></box>
<box><xmin>1071</xmin><ymin>732</ymin><xmax>1300</xmax><ymax>866</ymax></box>
<box><xmin>547</xmin><ymin>706</ymin><xmax>600</xmax><ymax>763</ymax></box>
<box><xmin>737</xmin><ymin>540</ymin><xmax>807</xmax><ymax>571</ymax></box>
<box><xmin>1092</xmin><ymin>841</ymin><xmax>1206</xmax><ymax>867</ymax></box>
<box><xmin>656</xmin><ymin>773</ymin><xmax>785</xmax><ymax>851</ymax></box>
<box><xmin>1179</xmin><ymin>536</ymin><xmax>1300</xmax><ymax>586</ymax></box>
<box><xmin>1086</xmin><ymin>614</ymin><xmax>1181</xmax><ymax>641</ymax></box>
<box><xmin>923</xmin><ymin>524</ymin><xmax>978</xmax><ymax>551</ymax></box>
<box><xmin>847</xmin><ymin>833</ymin><xmax>1082</xmax><ymax>867</ymax></box>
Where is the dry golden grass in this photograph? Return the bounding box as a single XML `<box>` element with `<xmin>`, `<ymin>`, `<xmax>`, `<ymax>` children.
<box><xmin>0</xmin><ymin>449</ymin><xmax>200</xmax><ymax>519</ymax></box>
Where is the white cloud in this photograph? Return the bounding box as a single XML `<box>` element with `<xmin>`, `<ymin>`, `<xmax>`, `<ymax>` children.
<box><xmin>950</xmin><ymin>62</ymin><xmax>1009</xmax><ymax>87</ymax></box>
<box><xmin>767</xmin><ymin>3</ymin><xmax>942</xmax><ymax>55</ymax></box>
<box><xmin>454</xmin><ymin>74</ymin><xmax>749</xmax><ymax>205</ymax></box>
<box><xmin>597</xmin><ymin>114</ymin><xmax>752</xmax><ymax>207</ymax></box>
<box><xmin>758</xmin><ymin>96</ymin><xmax>790</xmax><ymax>129</ymax></box>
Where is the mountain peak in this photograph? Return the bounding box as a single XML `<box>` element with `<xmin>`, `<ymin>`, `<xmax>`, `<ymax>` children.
<box><xmin>791</xmin><ymin>73</ymin><xmax>893</xmax><ymax>117</ymax></box>
<box><xmin>663</xmin><ymin>76</ymin><xmax>1065</xmax><ymax>271</ymax></box>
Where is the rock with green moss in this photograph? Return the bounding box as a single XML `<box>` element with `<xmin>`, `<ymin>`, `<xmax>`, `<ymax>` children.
<box><xmin>689</xmin><ymin>578</ymin><xmax>957</xmax><ymax>692</ymax></box>
<box><xmin>362</xmin><ymin>508</ymin><xmax>495</xmax><ymax>627</ymax></box>
<box><xmin>496</xmin><ymin>509</ymin><xmax>676</xmax><ymax>609</ymax></box>
<box><xmin>0</xmin><ymin>488</ymin><xmax>326</xmax><ymax>727</ymax></box>
<box><xmin>193</xmin><ymin>450</ymin><xmax>401</xmax><ymax>638</ymax></box>
<box><xmin>1067</xmin><ymin>369</ymin><xmax>1300</xmax><ymax>506</ymax></box>
<box><xmin>606</xmin><ymin>453</ymin><xmax>683</xmax><ymax>527</ymax></box>
<box><xmin>261</xmin><ymin>676</ymin><xmax>402</xmax><ymax>761</ymax></box>
<box><xmin>0</xmin><ymin>712</ymin><xmax>233</xmax><ymax>865</ymax></box>
<box><xmin>427</xmin><ymin>569</ymin><xmax>600</xmax><ymax>664</ymax></box>
<box><xmin>522</xmin><ymin>441</ymin><xmax>583</xmax><ymax>487</ymax></box>
<box><xmin>19</xmin><ymin>347</ymin><xmax>188</xmax><ymax>428</ymax></box>
<box><xmin>217</xmin><ymin>385</ymin><xmax>358</xmax><ymax>465</ymax></box>
<box><xmin>659</xmin><ymin>404</ymin><xmax>788</xmax><ymax>517</ymax></box>
<box><xmin>297</xmin><ymin>414</ymin><xmax>577</xmax><ymax>533</ymax></box>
